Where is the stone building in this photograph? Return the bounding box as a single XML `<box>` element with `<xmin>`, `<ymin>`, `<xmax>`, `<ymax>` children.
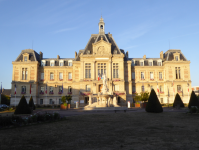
<box><xmin>10</xmin><ymin>17</ymin><xmax>191</xmax><ymax>106</ymax></box>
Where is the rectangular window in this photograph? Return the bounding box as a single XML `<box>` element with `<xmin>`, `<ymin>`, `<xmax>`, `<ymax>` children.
<box><xmin>160</xmin><ymin>85</ymin><xmax>162</xmax><ymax>92</ymax></box>
<box><xmin>59</xmin><ymin>86</ymin><xmax>62</xmax><ymax>93</ymax></box>
<box><xmin>41</xmin><ymin>73</ymin><xmax>44</xmax><ymax>80</ymax></box>
<box><xmin>85</xmin><ymin>63</ymin><xmax>91</xmax><ymax>78</ymax></box>
<box><xmin>25</xmin><ymin>69</ymin><xmax>28</xmax><ymax>80</ymax></box>
<box><xmin>98</xmin><ymin>63</ymin><xmax>106</xmax><ymax>78</ymax></box>
<box><xmin>141</xmin><ymin>72</ymin><xmax>144</xmax><ymax>79</ymax></box>
<box><xmin>22</xmin><ymin>68</ymin><xmax>25</xmax><ymax>80</ymax></box>
<box><xmin>59</xmin><ymin>73</ymin><xmax>63</xmax><ymax>80</ymax></box>
<box><xmin>41</xmin><ymin>61</ymin><xmax>45</xmax><ymax>66</ymax></box>
<box><xmin>59</xmin><ymin>62</ymin><xmax>63</xmax><ymax>66</ymax></box>
<box><xmin>132</xmin><ymin>72</ymin><xmax>135</xmax><ymax>80</ymax></box>
<box><xmin>68</xmin><ymin>72</ymin><xmax>72</xmax><ymax>79</ymax></box>
<box><xmin>50</xmin><ymin>73</ymin><xmax>54</xmax><ymax>80</ymax></box>
<box><xmin>68</xmin><ymin>62</ymin><xmax>72</xmax><ymax>66</ymax></box>
<box><xmin>68</xmin><ymin>86</ymin><xmax>72</xmax><ymax>93</ymax></box>
<box><xmin>59</xmin><ymin>99</ymin><xmax>62</xmax><ymax>104</ymax></box>
<box><xmin>86</xmin><ymin>85</ymin><xmax>91</xmax><ymax>92</ymax></box>
<box><xmin>140</xmin><ymin>62</ymin><xmax>144</xmax><ymax>66</ymax></box>
<box><xmin>40</xmin><ymin>87</ymin><xmax>44</xmax><ymax>93</ymax></box>
<box><xmin>21</xmin><ymin>86</ymin><xmax>26</xmax><ymax>93</ymax></box>
<box><xmin>177</xmin><ymin>85</ymin><xmax>181</xmax><ymax>91</ymax></box>
<box><xmin>132</xmin><ymin>86</ymin><xmax>136</xmax><ymax>92</ymax></box>
<box><xmin>157</xmin><ymin>62</ymin><xmax>161</xmax><ymax>66</ymax></box>
<box><xmin>40</xmin><ymin>99</ymin><xmax>43</xmax><ymax>104</ymax></box>
<box><xmin>49</xmin><ymin>86</ymin><xmax>53</xmax><ymax>92</ymax></box>
<box><xmin>24</xmin><ymin>56</ymin><xmax>27</xmax><ymax>62</ymax></box>
<box><xmin>175</xmin><ymin>67</ymin><xmax>181</xmax><ymax>79</ymax></box>
<box><xmin>159</xmin><ymin>72</ymin><xmax>162</xmax><ymax>79</ymax></box>
<box><xmin>149</xmin><ymin>62</ymin><xmax>152</xmax><ymax>66</ymax></box>
<box><xmin>150</xmin><ymin>72</ymin><xmax>153</xmax><ymax>79</ymax></box>
<box><xmin>49</xmin><ymin>99</ymin><xmax>53</xmax><ymax>104</ymax></box>
<box><xmin>175</xmin><ymin>56</ymin><xmax>178</xmax><ymax>61</ymax></box>
<box><xmin>141</xmin><ymin>86</ymin><xmax>144</xmax><ymax>92</ymax></box>
<box><xmin>113</xmin><ymin>63</ymin><xmax>119</xmax><ymax>78</ymax></box>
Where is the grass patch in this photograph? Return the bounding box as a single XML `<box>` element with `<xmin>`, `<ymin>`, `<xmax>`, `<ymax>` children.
<box><xmin>1</xmin><ymin>112</ymin><xmax>199</xmax><ymax>149</ymax></box>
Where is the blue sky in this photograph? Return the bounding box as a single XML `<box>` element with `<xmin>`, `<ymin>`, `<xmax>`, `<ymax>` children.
<box><xmin>0</xmin><ymin>0</ymin><xmax>199</xmax><ymax>89</ymax></box>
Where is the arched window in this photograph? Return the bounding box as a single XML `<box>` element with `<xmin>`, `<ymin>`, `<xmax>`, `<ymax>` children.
<box><xmin>100</xmin><ymin>25</ymin><xmax>103</xmax><ymax>29</ymax></box>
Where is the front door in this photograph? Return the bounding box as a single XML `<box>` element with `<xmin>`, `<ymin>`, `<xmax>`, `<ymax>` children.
<box><xmin>85</xmin><ymin>97</ymin><xmax>89</xmax><ymax>104</ymax></box>
<box><xmin>99</xmin><ymin>84</ymin><xmax>103</xmax><ymax>92</ymax></box>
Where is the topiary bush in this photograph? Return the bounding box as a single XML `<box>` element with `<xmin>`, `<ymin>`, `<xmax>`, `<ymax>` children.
<box><xmin>188</xmin><ymin>91</ymin><xmax>199</xmax><ymax>109</ymax></box>
<box><xmin>14</xmin><ymin>95</ymin><xmax>31</xmax><ymax>114</ymax></box>
<box><xmin>173</xmin><ymin>93</ymin><xmax>184</xmax><ymax>108</ymax></box>
<box><xmin>145</xmin><ymin>89</ymin><xmax>163</xmax><ymax>113</ymax></box>
<box><xmin>29</xmin><ymin>96</ymin><xmax>36</xmax><ymax>110</ymax></box>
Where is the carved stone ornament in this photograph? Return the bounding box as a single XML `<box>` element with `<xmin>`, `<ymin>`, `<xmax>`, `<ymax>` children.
<box><xmin>97</xmin><ymin>46</ymin><xmax>107</xmax><ymax>55</ymax></box>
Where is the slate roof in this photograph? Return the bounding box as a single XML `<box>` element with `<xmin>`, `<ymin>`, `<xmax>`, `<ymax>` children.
<box><xmin>15</xmin><ymin>49</ymin><xmax>41</xmax><ymax>63</ymax></box>
<box><xmin>164</xmin><ymin>49</ymin><xmax>187</xmax><ymax>61</ymax></box>
<box><xmin>2</xmin><ymin>89</ymin><xmax>11</xmax><ymax>96</ymax></box>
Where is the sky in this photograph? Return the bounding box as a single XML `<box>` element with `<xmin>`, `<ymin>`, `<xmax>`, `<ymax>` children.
<box><xmin>0</xmin><ymin>0</ymin><xmax>199</xmax><ymax>89</ymax></box>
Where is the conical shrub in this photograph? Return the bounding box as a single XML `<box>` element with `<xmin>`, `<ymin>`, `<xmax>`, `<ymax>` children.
<box><xmin>188</xmin><ymin>91</ymin><xmax>199</xmax><ymax>109</ymax></box>
<box><xmin>29</xmin><ymin>96</ymin><xmax>36</xmax><ymax>110</ymax></box>
<box><xmin>173</xmin><ymin>93</ymin><xmax>184</xmax><ymax>108</ymax></box>
<box><xmin>145</xmin><ymin>89</ymin><xmax>163</xmax><ymax>113</ymax></box>
<box><xmin>14</xmin><ymin>95</ymin><xmax>31</xmax><ymax>114</ymax></box>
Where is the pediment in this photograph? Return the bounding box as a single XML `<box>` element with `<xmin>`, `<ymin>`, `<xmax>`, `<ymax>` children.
<box><xmin>92</xmin><ymin>37</ymin><xmax>112</xmax><ymax>55</ymax></box>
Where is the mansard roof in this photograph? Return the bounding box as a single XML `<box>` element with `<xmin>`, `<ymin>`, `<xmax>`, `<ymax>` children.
<box><xmin>41</xmin><ymin>58</ymin><xmax>74</xmax><ymax>66</ymax></box>
<box><xmin>15</xmin><ymin>49</ymin><xmax>41</xmax><ymax>62</ymax></box>
<box><xmin>164</xmin><ymin>49</ymin><xmax>187</xmax><ymax>61</ymax></box>
<box><xmin>81</xmin><ymin>33</ymin><xmax>121</xmax><ymax>56</ymax></box>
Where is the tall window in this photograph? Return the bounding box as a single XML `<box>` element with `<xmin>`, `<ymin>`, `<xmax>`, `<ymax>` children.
<box><xmin>175</xmin><ymin>56</ymin><xmax>178</xmax><ymax>61</ymax></box>
<box><xmin>132</xmin><ymin>72</ymin><xmax>135</xmax><ymax>80</ymax></box>
<box><xmin>41</xmin><ymin>61</ymin><xmax>45</xmax><ymax>66</ymax></box>
<box><xmin>22</xmin><ymin>68</ymin><xmax>28</xmax><ymax>80</ymax></box>
<box><xmin>59</xmin><ymin>86</ymin><xmax>62</xmax><ymax>93</ymax></box>
<box><xmin>68</xmin><ymin>62</ymin><xmax>72</xmax><ymax>66</ymax></box>
<box><xmin>113</xmin><ymin>63</ymin><xmax>119</xmax><ymax>78</ymax></box>
<box><xmin>21</xmin><ymin>86</ymin><xmax>26</xmax><ymax>93</ymax></box>
<box><xmin>40</xmin><ymin>87</ymin><xmax>44</xmax><ymax>93</ymax></box>
<box><xmin>175</xmin><ymin>67</ymin><xmax>181</xmax><ymax>79</ymax></box>
<box><xmin>49</xmin><ymin>99</ymin><xmax>53</xmax><ymax>104</ymax></box>
<box><xmin>98</xmin><ymin>63</ymin><xmax>106</xmax><ymax>77</ymax></box>
<box><xmin>150</xmin><ymin>72</ymin><xmax>153</xmax><ymax>79</ymax></box>
<box><xmin>140</xmin><ymin>62</ymin><xmax>144</xmax><ymax>66</ymax></box>
<box><xmin>68</xmin><ymin>86</ymin><xmax>72</xmax><ymax>93</ymax></box>
<box><xmin>160</xmin><ymin>85</ymin><xmax>162</xmax><ymax>92</ymax></box>
<box><xmin>59</xmin><ymin>99</ymin><xmax>62</xmax><ymax>104</ymax></box>
<box><xmin>50</xmin><ymin>62</ymin><xmax>54</xmax><ymax>66</ymax></box>
<box><xmin>141</xmin><ymin>72</ymin><xmax>144</xmax><ymax>79</ymax></box>
<box><xmin>159</xmin><ymin>72</ymin><xmax>162</xmax><ymax>79</ymax></box>
<box><xmin>59</xmin><ymin>73</ymin><xmax>63</xmax><ymax>80</ymax></box>
<box><xmin>85</xmin><ymin>63</ymin><xmax>91</xmax><ymax>78</ymax></box>
<box><xmin>40</xmin><ymin>99</ymin><xmax>43</xmax><ymax>104</ymax></box>
<box><xmin>59</xmin><ymin>62</ymin><xmax>63</xmax><ymax>66</ymax></box>
<box><xmin>86</xmin><ymin>85</ymin><xmax>91</xmax><ymax>92</ymax></box>
<box><xmin>141</xmin><ymin>86</ymin><xmax>144</xmax><ymax>92</ymax></box>
<box><xmin>50</xmin><ymin>73</ymin><xmax>54</xmax><ymax>80</ymax></box>
<box><xmin>68</xmin><ymin>72</ymin><xmax>72</xmax><ymax>79</ymax></box>
<box><xmin>41</xmin><ymin>73</ymin><xmax>44</xmax><ymax>80</ymax></box>
<box><xmin>24</xmin><ymin>56</ymin><xmax>27</xmax><ymax>62</ymax></box>
<box><xmin>49</xmin><ymin>86</ymin><xmax>53</xmax><ymax>93</ymax></box>
<box><xmin>132</xmin><ymin>86</ymin><xmax>136</xmax><ymax>93</ymax></box>
<box><xmin>157</xmin><ymin>62</ymin><xmax>161</xmax><ymax>66</ymax></box>
<box><xmin>149</xmin><ymin>62</ymin><xmax>152</xmax><ymax>66</ymax></box>
<box><xmin>177</xmin><ymin>85</ymin><xmax>181</xmax><ymax>91</ymax></box>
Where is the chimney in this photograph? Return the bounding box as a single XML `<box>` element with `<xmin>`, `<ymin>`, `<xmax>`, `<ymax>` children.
<box><xmin>75</xmin><ymin>51</ymin><xmax>77</xmax><ymax>59</ymax></box>
<box><xmin>126</xmin><ymin>51</ymin><xmax>129</xmax><ymax>58</ymax></box>
<box><xmin>160</xmin><ymin>51</ymin><xmax>163</xmax><ymax>59</ymax></box>
<box><xmin>57</xmin><ymin>55</ymin><xmax>60</xmax><ymax>59</ymax></box>
<box><xmin>39</xmin><ymin>51</ymin><xmax>43</xmax><ymax>60</ymax></box>
<box><xmin>143</xmin><ymin>55</ymin><xmax>146</xmax><ymax>59</ymax></box>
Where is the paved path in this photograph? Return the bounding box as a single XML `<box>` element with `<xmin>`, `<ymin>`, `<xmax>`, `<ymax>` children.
<box><xmin>33</xmin><ymin>107</ymin><xmax>188</xmax><ymax>117</ymax></box>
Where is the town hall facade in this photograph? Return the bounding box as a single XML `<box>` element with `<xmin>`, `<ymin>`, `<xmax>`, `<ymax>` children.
<box><xmin>10</xmin><ymin>17</ymin><xmax>191</xmax><ymax>106</ymax></box>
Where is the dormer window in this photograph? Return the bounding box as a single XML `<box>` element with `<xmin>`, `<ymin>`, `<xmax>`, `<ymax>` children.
<box><xmin>175</xmin><ymin>56</ymin><xmax>178</xmax><ymax>61</ymax></box>
<box><xmin>68</xmin><ymin>60</ymin><xmax>73</xmax><ymax>66</ymax></box>
<box><xmin>50</xmin><ymin>60</ymin><xmax>55</xmax><ymax>66</ymax></box>
<box><xmin>24</xmin><ymin>56</ymin><xmax>27</xmax><ymax>62</ymax></box>
<box><xmin>157</xmin><ymin>60</ymin><xmax>162</xmax><ymax>66</ymax></box>
<box><xmin>131</xmin><ymin>60</ymin><xmax>135</xmax><ymax>66</ymax></box>
<box><xmin>148</xmin><ymin>60</ymin><xmax>153</xmax><ymax>66</ymax></box>
<box><xmin>59</xmin><ymin>60</ymin><xmax>64</xmax><ymax>66</ymax></box>
<box><xmin>41</xmin><ymin>60</ymin><xmax>46</xmax><ymax>67</ymax></box>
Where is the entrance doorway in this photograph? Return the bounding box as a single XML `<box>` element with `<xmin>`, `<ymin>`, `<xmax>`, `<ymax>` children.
<box><xmin>99</xmin><ymin>84</ymin><xmax>103</xmax><ymax>92</ymax></box>
<box><xmin>85</xmin><ymin>97</ymin><xmax>89</xmax><ymax>104</ymax></box>
<box><xmin>118</xmin><ymin>97</ymin><xmax>121</xmax><ymax>103</ymax></box>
